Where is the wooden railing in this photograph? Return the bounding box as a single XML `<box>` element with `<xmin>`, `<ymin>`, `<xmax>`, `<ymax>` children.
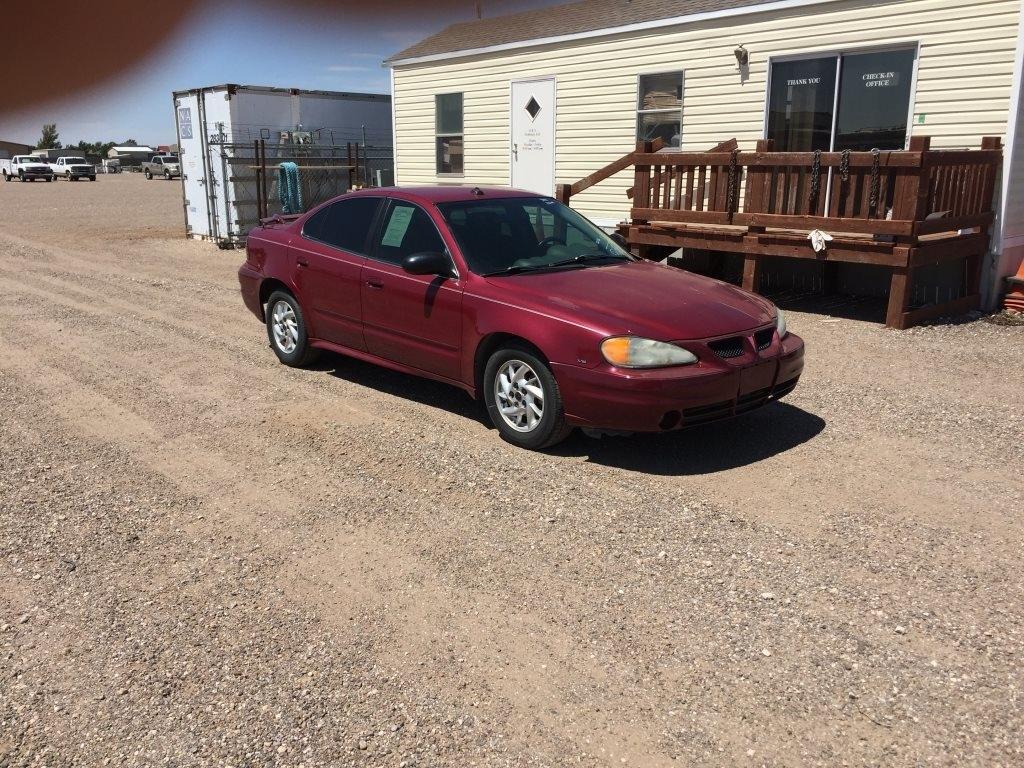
<box><xmin>558</xmin><ymin>136</ymin><xmax>1002</xmax><ymax>241</ymax></box>
<box><xmin>556</xmin><ymin>135</ymin><xmax>1003</xmax><ymax>329</ymax></box>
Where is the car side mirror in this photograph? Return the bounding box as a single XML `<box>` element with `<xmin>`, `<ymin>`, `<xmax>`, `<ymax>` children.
<box><xmin>402</xmin><ymin>251</ymin><xmax>454</xmax><ymax>278</ymax></box>
<box><xmin>610</xmin><ymin>232</ymin><xmax>629</xmax><ymax>248</ymax></box>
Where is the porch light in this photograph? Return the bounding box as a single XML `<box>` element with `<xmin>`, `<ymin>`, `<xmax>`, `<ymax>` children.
<box><xmin>734</xmin><ymin>44</ymin><xmax>749</xmax><ymax>68</ymax></box>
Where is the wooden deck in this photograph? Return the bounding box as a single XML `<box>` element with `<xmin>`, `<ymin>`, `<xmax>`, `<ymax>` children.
<box><xmin>558</xmin><ymin>136</ymin><xmax>1003</xmax><ymax>329</ymax></box>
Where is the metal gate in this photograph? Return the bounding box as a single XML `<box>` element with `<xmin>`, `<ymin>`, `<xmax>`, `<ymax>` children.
<box><xmin>205</xmin><ymin>138</ymin><xmax>394</xmax><ymax>248</ymax></box>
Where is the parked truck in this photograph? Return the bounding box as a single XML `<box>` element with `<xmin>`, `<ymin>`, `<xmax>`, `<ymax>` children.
<box><xmin>49</xmin><ymin>156</ymin><xmax>96</xmax><ymax>181</ymax></box>
<box><xmin>142</xmin><ymin>154</ymin><xmax>180</xmax><ymax>180</ymax></box>
<box><xmin>1</xmin><ymin>155</ymin><xmax>55</xmax><ymax>182</ymax></box>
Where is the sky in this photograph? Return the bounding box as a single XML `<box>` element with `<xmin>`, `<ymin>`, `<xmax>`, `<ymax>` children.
<box><xmin>3</xmin><ymin>0</ymin><xmax>558</xmax><ymax>148</ymax></box>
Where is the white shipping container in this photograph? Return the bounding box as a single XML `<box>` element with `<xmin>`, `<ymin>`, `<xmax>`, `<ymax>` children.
<box><xmin>172</xmin><ymin>83</ymin><xmax>392</xmax><ymax>247</ymax></box>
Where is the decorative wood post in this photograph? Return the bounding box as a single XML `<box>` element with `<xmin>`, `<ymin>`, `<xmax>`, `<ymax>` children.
<box><xmin>633</xmin><ymin>140</ymin><xmax>653</xmax><ymax>226</ymax></box>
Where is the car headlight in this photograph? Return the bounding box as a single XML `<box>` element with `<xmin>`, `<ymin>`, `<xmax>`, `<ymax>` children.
<box><xmin>600</xmin><ymin>336</ymin><xmax>698</xmax><ymax>368</ymax></box>
<box><xmin>776</xmin><ymin>309</ymin><xmax>788</xmax><ymax>339</ymax></box>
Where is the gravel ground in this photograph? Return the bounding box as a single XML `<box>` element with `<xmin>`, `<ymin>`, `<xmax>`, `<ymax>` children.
<box><xmin>1</xmin><ymin>174</ymin><xmax>1022</xmax><ymax>767</ymax></box>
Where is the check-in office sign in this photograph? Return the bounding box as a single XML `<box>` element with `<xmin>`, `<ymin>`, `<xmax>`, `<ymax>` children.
<box><xmin>863</xmin><ymin>71</ymin><xmax>901</xmax><ymax>88</ymax></box>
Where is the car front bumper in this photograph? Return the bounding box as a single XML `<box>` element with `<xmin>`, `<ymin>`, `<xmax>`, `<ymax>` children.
<box><xmin>553</xmin><ymin>332</ymin><xmax>805</xmax><ymax>433</ymax></box>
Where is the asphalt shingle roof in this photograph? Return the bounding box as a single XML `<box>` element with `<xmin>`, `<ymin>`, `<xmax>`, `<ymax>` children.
<box><xmin>387</xmin><ymin>0</ymin><xmax>775</xmax><ymax>63</ymax></box>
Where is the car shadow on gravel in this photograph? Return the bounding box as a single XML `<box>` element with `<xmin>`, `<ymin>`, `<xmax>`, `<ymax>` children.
<box><xmin>551</xmin><ymin>401</ymin><xmax>825</xmax><ymax>475</ymax></box>
<box><xmin>316</xmin><ymin>353</ymin><xmax>491</xmax><ymax>427</ymax></box>
<box><xmin>315</xmin><ymin>353</ymin><xmax>823</xmax><ymax>474</ymax></box>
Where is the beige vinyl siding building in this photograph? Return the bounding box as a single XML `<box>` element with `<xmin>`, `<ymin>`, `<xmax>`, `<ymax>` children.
<box><xmin>388</xmin><ymin>0</ymin><xmax>1024</xmax><ymax>306</ymax></box>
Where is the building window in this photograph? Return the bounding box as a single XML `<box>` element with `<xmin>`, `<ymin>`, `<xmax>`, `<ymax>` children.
<box><xmin>767</xmin><ymin>48</ymin><xmax>916</xmax><ymax>152</ymax></box>
<box><xmin>435</xmin><ymin>93</ymin><xmax>464</xmax><ymax>175</ymax></box>
<box><xmin>637</xmin><ymin>72</ymin><xmax>683</xmax><ymax>148</ymax></box>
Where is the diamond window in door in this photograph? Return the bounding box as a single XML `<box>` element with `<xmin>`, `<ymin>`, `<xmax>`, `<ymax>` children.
<box><xmin>525</xmin><ymin>96</ymin><xmax>541</xmax><ymax>120</ymax></box>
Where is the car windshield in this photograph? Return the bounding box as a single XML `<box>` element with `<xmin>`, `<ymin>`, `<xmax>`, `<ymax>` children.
<box><xmin>436</xmin><ymin>196</ymin><xmax>632</xmax><ymax>276</ymax></box>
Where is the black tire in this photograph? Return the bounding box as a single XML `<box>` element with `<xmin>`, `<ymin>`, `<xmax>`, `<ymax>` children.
<box><xmin>265</xmin><ymin>290</ymin><xmax>319</xmax><ymax>367</ymax></box>
<box><xmin>164</xmin><ymin>171</ymin><xmax>171</xmax><ymax>180</ymax></box>
<box><xmin>2</xmin><ymin>172</ymin><xmax>9</xmax><ymax>182</ymax></box>
<box><xmin>145</xmin><ymin>169</ymin><xmax>152</xmax><ymax>180</ymax></box>
<box><xmin>90</xmin><ymin>176</ymin><xmax>96</xmax><ymax>181</ymax></box>
<box><xmin>483</xmin><ymin>343</ymin><xmax>572</xmax><ymax>450</ymax></box>
<box><xmin>45</xmin><ymin>176</ymin><xmax>52</xmax><ymax>182</ymax></box>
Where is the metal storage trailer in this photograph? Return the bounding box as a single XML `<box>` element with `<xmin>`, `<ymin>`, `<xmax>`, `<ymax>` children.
<box><xmin>172</xmin><ymin>83</ymin><xmax>392</xmax><ymax>247</ymax></box>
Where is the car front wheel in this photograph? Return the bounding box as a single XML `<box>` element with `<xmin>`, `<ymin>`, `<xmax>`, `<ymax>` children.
<box><xmin>484</xmin><ymin>344</ymin><xmax>572</xmax><ymax>450</ymax></box>
<box><xmin>265</xmin><ymin>290</ymin><xmax>319</xmax><ymax>367</ymax></box>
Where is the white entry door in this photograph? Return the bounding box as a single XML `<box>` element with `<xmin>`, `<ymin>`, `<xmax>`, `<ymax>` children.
<box><xmin>510</xmin><ymin>78</ymin><xmax>556</xmax><ymax>195</ymax></box>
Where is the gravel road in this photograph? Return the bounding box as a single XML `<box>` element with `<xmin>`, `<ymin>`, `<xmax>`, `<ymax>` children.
<box><xmin>1</xmin><ymin>174</ymin><xmax>1022</xmax><ymax>767</ymax></box>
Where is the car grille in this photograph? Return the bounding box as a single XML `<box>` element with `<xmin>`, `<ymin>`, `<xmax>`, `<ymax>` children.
<box><xmin>754</xmin><ymin>328</ymin><xmax>774</xmax><ymax>351</ymax></box>
<box><xmin>670</xmin><ymin>377</ymin><xmax>800</xmax><ymax>430</ymax></box>
<box><xmin>708</xmin><ymin>336</ymin><xmax>745</xmax><ymax>358</ymax></box>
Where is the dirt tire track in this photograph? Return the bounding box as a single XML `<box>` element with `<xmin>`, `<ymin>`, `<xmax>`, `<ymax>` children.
<box><xmin>1</xmin><ymin>173</ymin><xmax>1022</xmax><ymax>767</ymax></box>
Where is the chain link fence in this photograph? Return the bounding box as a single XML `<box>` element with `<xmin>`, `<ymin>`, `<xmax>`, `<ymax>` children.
<box><xmin>208</xmin><ymin>139</ymin><xmax>394</xmax><ymax>245</ymax></box>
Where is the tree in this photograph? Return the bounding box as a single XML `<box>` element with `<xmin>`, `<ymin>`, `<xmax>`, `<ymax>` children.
<box><xmin>38</xmin><ymin>123</ymin><xmax>61</xmax><ymax>149</ymax></box>
<box><xmin>120</xmin><ymin>138</ymin><xmax>138</xmax><ymax>146</ymax></box>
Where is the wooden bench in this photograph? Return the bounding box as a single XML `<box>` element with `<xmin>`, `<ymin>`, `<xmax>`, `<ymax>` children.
<box><xmin>558</xmin><ymin>136</ymin><xmax>1002</xmax><ymax>329</ymax></box>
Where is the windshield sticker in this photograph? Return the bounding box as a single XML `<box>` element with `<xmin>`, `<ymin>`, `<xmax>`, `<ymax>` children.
<box><xmin>381</xmin><ymin>205</ymin><xmax>415</xmax><ymax>247</ymax></box>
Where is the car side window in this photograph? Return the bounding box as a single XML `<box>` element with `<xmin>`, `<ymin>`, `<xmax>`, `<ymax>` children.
<box><xmin>302</xmin><ymin>196</ymin><xmax>382</xmax><ymax>255</ymax></box>
<box><xmin>372</xmin><ymin>201</ymin><xmax>448</xmax><ymax>266</ymax></box>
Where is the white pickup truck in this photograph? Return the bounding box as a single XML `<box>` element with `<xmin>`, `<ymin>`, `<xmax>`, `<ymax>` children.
<box><xmin>142</xmin><ymin>154</ymin><xmax>181</xmax><ymax>180</ymax></box>
<box><xmin>1</xmin><ymin>155</ymin><xmax>55</xmax><ymax>182</ymax></box>
<box><xmin>50</xmin><ymin>156</ymin><xmax>96</xmax><ymax>181</ymax></box>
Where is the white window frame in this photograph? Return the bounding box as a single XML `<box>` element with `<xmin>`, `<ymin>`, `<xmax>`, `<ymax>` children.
<box><xmin>435</xmin><ymin>92</ymin><xmax>464</xmax><ymax>177</ymax></box>
<box><xmin>636</xmin><ymin>70</ymin><xmax>685</xmax><ymax>148</ymax></box>
<box><xmin>762</xmin><ymin>42</ymin><xmax>921</xmax><ymax>151</ymax></box>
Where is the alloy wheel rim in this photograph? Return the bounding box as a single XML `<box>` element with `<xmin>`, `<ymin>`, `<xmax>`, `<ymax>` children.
<box><xmin>271</xmin><ymin>300</ymin><xmax>299</xmax><ymax>354</ymax></box>
<box><xmin>494</xmin><ymin>359</ymin><xmax>545</xmax><ymax>433</ymax></box>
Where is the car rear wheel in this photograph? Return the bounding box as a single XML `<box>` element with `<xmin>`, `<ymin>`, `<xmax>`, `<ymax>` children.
<box><xmin>265</xmin><ymin>290</ymin><xmax>319</xmax><ymax>367</ymax></box>
<box><xmin>484</xmin><ymin>344</ymin><xmax>572</xmax><ymax>450</ymax></box>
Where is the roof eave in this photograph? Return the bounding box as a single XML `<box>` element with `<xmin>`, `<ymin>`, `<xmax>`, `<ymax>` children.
<box><xmin>386</xmin><ymin>0</ymin><xmax>840</xmax><ymax>67</ymax></box>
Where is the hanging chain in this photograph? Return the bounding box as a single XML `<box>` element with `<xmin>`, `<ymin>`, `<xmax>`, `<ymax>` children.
<box><xmin>869</xmin><ymin>148</ymin><xmax>881</xmax><ymax>215</ymax></box>
<box><xmin>726</xmin><ymin>149</ymin><xmax>739</xmax><ymax>214</ymax></box>
<box><xmin>808</xmin><ymin>149</ymin><xmax>822</xmax><ymax>212</ymax></box>
<box><xmin>839</xmin><ymin>149</ymin><xmax>851</xmax><ymax>182</ymax></box>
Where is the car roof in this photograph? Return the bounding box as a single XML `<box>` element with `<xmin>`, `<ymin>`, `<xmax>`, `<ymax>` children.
<box><xmin>348</xmin><ymin>186</ymin><xmax>545</xmax><ymax>204</ymax></box>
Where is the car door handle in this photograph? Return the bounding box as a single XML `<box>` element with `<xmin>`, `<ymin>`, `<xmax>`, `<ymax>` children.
<box><xmin>366</xmin><ymin>279</ymin><xmax>384</xmax><ymax>290</ymax></box>
<box><xmin>296</xmin><ymin>258</ymin><xmax>309</xmax><ymax>268</ymax></box>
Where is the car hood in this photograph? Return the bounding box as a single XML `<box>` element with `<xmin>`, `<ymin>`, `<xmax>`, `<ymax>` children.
<box><xmin>484</xmin><ymin>260</ymin><xmax>775</xmax><ymax>340</ymax></box>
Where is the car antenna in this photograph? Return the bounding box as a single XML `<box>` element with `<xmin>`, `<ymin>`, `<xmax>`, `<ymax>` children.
<box><xmin>471</xmin><ymin>186</ymin><xmax>485</xmax><ymax>196</ymax></box>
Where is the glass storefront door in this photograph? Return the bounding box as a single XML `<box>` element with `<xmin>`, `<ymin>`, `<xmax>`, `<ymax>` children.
<box><xmin>766</xmin><ymin>47</ymin><xmax>916</xmax><ymax>152</ymax></box>
<box><xmin>834</xmin><ymin>49</ymin><xmax>916</xmax><ymax>151</ymax></box>
<box><xmin>767</xmin><ymin>57</ymin><xmax>838</xmax><ymax>152</ymax></box>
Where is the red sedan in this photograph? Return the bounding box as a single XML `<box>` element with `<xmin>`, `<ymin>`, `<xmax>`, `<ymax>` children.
<box><xmin>238</xmin><ymin>187</ymin><xmax>804</xmax><ymax>450</ymax></box>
